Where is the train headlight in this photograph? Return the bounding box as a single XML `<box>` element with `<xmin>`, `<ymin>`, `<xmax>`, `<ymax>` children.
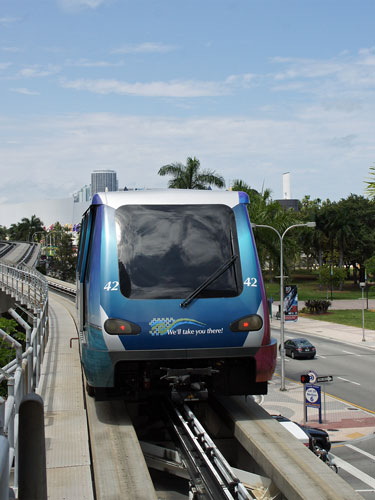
<box><xmin>104</xmin><ymin>318</ymin><xmax>141</xmax><ymax>335</ymax></box>
<box><xmin>230</xmin><ymin>315</ymin><xmax>263</xmax><ymax>332</ymax></box>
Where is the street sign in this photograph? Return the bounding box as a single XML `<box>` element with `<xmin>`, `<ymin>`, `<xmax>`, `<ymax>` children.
<box><xmin>316</xmin><ymin>375</ymin><xmax>333</xmax><ymax>383</ymax></box>
<box><xmin>308</xmin><ymin>370</ymin><xmax>318</xmax><ymax>383</ymax></box>
<box><xmin>305</xmin><ymin>385</ymin><xmax>321</xmax><ymax>405</ymax></box>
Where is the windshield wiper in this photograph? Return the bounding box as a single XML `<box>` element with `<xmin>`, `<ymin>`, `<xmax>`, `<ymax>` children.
<box><xmin>180</xmin><ymin>254</ymin><xmax>238</xmax><ymax>308</ymax></box>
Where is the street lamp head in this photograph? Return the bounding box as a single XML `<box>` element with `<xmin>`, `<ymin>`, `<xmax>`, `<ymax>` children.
<box><xmin>305</xmin><ymin>221</ymin><xmax>316</xmax><ymax>228</ymax></box>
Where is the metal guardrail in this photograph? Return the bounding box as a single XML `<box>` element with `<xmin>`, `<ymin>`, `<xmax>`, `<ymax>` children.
<box><xmin>0</xmin><ymin>262</ymin><xmax>49</xmax><ymax>498</ymax></box>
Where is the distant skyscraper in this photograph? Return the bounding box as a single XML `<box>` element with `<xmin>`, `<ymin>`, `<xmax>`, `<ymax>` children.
<box><xmin>277</xmin><ymin>172</ymin><xmax>299</xmax><ymax>211</ymax></box>
<box><xmin>91</xmin><ymin>169</ymin><xmax>118</xmax><ymax>195</ymax></box>
<box><xmin>73</xmin><ymin>184</ymin><xmax>91</xmax><ymax>203</ymax></box>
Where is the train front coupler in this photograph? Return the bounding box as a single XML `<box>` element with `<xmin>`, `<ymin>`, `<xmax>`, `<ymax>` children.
<box><xmin>160</xmin><ymin>367</ymin><xmax>218</xmax><ymax>404</ymax></box>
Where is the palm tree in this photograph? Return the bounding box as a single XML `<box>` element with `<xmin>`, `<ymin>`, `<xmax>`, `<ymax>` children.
<box><xmin>231</xmin><ymin>179</ymin><xmax>300</xmax><ymax>277</ymax></box>
<box><xmin>8</xmin><ymin>215</ymin><xmax>44</xmax><ymax>242</ymax></box>
<box><xmin>158</xmin><ymin>157</ymin><xmax>225</xmax><ymax>189</ymax></box>
<box><xmin>365</xmin><ymin>165</ymin><xmax>375</xmax><ymax>198</ymax></box>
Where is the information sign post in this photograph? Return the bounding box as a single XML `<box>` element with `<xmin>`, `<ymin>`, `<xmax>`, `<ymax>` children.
<box><xmin>305</xmin><ymin>384</ymin><xmax>322</xmax><ymax>424</ymax></box>
<box><xmin>301</xmin><ymin>373</ymin><xmax>333</xmax><ymax>424</ymax></box>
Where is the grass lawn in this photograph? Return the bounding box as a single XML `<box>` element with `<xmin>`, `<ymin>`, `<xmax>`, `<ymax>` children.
<box><xmin>300</xmin><ymin>309</ymin><xmax>375</xmax><ymax>330</ymax></box>
<box><xmin>264</xmin><ymin>275</ymin><xmax>375</xmax><ymax>302</ymax></box>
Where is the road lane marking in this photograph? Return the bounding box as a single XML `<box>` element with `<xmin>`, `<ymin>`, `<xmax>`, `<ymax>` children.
<box><xmin>342</xmin><ymin>350</ymin><xmax>361</xmax><ymax>356</ymax></box>
<box><xmin>337</xmin><ymin>376</ymin><xmax>361</xmax><ymax>386</ymax></box>
<box><xmin>333</xmin><ymin>455</ymin><xmax>375</xmax><ymax>488</ymax></box>
<box><xmin>346</xmin><ymin>444</ymin><xmax>375</xmax><ymax>461</ymax></box>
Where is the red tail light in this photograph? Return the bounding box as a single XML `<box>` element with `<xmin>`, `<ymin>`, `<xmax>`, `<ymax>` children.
<box><xmin>104</xmin><ymin>318</ymin><xmax>141</xmax><ymax>335</ymax></box>
<box><xmin>230</xmin><ymin>315</ymin><xmax>263</xmax><ymax>332</ymax></box>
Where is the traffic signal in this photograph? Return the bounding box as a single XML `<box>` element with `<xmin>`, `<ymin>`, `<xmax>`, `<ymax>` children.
<box><xmin>300</xmin><ymin>374</ymin><xmax>311</xmax><ymax>384</ymax></box>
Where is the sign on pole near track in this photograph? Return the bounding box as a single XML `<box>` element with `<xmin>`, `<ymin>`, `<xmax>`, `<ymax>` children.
<box><xmin>308</xmin><ymin>370</ymin><xmax>318</xmax><ymax>384</ymax></box>
<box><xmin>316</xmin><ymin>375</ymin><xmax>333</xmax><ymax>383</ymax></box>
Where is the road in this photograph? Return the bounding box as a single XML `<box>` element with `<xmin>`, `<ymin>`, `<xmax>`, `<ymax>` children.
<box><xmin>271</xmin><ymin>327</ymin><xmax>375</xmax><ymax>499</ymax></box>
<box><xmin>271</xmin><ymin>328</ymin><xmax>375</xmax><ymax>412</ymax></box>
<box><xmin>333</xmin><ymin>437</ymin><xmax>375</xmax><ymax>500</ymax></box>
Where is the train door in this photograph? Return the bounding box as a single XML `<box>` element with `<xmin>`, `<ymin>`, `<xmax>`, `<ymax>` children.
<box><xmin>76</xmin><ymin>207</ymin><xmax>96</xmax><ymax>333</ymax></box>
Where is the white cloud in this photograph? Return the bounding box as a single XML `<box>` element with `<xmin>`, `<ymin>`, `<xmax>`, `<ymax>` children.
<box><xmin>0</xmin><ymin>17</ymin><xmax>19</xmax><ymax>26</ymax></box>
<box><xmin>111</xmin><ymin>42</ymin><xmax>177</xmax><ymax>55</ymax></box>
<box><xmin>11</xmin><ymin>88</ymin><xmax>40</xmax><ymax>96</ymax></box>
<box><xmin>58</xmin><ymin>0</ymin><xmax>111</xmax><ymax>11</ymax></box>
<box><xmin>270</xmin><ymin>50</ymin><xmax>375</xmax><ymax>97</ymax></box>
<box><xmin>61</xmin><ymin>78</ymin><xmax>228</xmax><ymax>97</ymax></box>
<box><xmin>66</xmin><ymin>58</ymin><xmax>124</xmax><ymax>68</ymax></box>
<box><xmin>1</xmin><ymin>46</ymin><xmax>23</xmax><ymax>53</ymax></box>
<box><xmin>0</xmin><ymin>63</ymin><xmax>12</xmax><ymax>71</ymax></box>
<box><xmin>0</xmin><ymin>110</ymin><xmax>373</xmax><ymax>206</ymax></box>
<box><xmin>18</xmin><ymin>65</ymin><xmax>61</xmax><ymax>78</ymax></box>
<box><xmin>60</xmin><ymin>73</ymin><xmax>258</xmax><ymax>98</ymax></box>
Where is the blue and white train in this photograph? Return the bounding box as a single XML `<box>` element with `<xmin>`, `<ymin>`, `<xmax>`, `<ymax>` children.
<box><xmin>76</xmin><ymin>189</ymin><xmax>276</xmax><ymax>400</ymax></box>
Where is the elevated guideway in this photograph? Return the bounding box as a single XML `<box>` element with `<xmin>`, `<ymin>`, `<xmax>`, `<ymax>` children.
<box><xmin>0</xmin><ymin>267</ymin><xmax>367</xmax><ymax>499</ymax></box>
<box><xmin>0</xmin><ymin>240</ymin><xmax>40</xmax><ymax>268</ymax></box>
<box><xmin>42</xmin><ymin>291</ymin><xmax>156</xmax><ymax>500</ymax></box>
<box><xmin>43</xmin><ymin>282</ymin><xmax>363</xmax><ymax>500</ymax></box>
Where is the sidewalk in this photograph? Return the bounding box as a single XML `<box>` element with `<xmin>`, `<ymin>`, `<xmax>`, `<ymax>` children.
<box><xmin>270</xmin><ymin>302</ymin><xmax>375</xmax><ymax>349</ymax></box>
<box><xmin>263</xmin><ymin>305</ymin><xmax>375</xmax><ymax>444</ymax></box>
<box><xmin>260</xmin><ymin>376</ymin><xmax>375</xmax><ymax>444</ymax></box>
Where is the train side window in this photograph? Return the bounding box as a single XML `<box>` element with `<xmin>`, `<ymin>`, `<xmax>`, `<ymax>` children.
<box><xmin>77</xmin><ymin>214</ymin><xmax>88</xmax><ymax>277</ymax></box>
<box><xmin>79</xmin><ymin>208</ymin><xmax>96</xmax><ymax>282</ymax></box>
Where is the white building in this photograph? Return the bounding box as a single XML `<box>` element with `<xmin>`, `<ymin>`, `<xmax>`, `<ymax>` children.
<box><xmin>91</xmin><ymin>169</ymin><xmax>118</xmax><ymax>196</ymax></box>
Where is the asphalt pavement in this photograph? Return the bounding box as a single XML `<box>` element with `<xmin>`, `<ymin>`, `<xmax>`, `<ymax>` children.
<box><xmin>259</xmin><ymin>302</ymin><xmax>375</xmax><ymax>444</ymax></box>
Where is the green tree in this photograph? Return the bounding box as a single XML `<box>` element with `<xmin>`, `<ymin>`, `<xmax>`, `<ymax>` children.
<box><xmin>318</xmin><ymin>265</ymin><xmax>347</xmax><ymax>289</ymax></box>
<box><xmin>297</xmin><ymin>196</ymin><xmax>327</xmax><ymax>268</ymax></box>
<box><xmin>47</xmin><ymin>223</ymin><xmax>77</xmax><ymax>282</ymax></box>
<box><xmin>316</xmin><ymin>195</ymin><xmax>375</xmax><ymax>283</ymax></box>
<box><xmin>231</xmin><ymin>179</ymin><xmax>300</xmax><ymax>278</ymax></box>
<box><xmin>0</xmin><ymin>317</ymin><xmax>25</xmax><ymax>367</ymax></box>
<box><xmin>364</xmin><ymin>165</ymin><xmax>375</xmax><ymax>198</ymax></box>
<box><xmin>364</xmin><ymin>255</ymin><xmax>375</xmax><ymax>282</ymax></box>
<box><xmin>158</xmin><ymin>156</ymin><xmax>225</xmax><ymax>189</ymax></box>
<box><xmin>8</xmin><ymin>215</ymin><xmax>44</xmax><ymax>241</ymax></box>
<box><xmin>0</xmin><ymin>226</ymin><xmax>7</xmax><ymax>240</ymax></box>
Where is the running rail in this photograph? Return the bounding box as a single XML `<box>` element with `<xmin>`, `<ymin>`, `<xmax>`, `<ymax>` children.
<box><xmin>0</xmin><ymin>262</ymin><xmax>49</xmax><ymax>498</ymax></box>
<box><xmin>165</xmin><ymin>400</ymin><xmax>253</xmax><ymax>499</ymax></box>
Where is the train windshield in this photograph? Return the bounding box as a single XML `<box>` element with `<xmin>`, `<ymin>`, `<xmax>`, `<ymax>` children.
<box><xmin>115</xmin><ymin>204</ymin><xmax>243</xmax><ymax>300</ymax></box>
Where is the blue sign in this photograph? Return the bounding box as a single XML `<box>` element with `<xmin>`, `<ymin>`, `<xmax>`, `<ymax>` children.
<box><xmin>305</xmin><ymin>384</ymin><xmax>321</xmax><ymax>406</ymax></box>
<box><xmin>304</xmin><ymin>384</ymin><xmax>322</xmax><ymax>423</ymax></box>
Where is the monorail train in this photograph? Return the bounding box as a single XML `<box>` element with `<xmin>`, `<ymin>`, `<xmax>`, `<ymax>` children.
<box><xmin>76</xmin><ymin>189</ymin><xmax>276</xmax><ymax>400</ymax></box>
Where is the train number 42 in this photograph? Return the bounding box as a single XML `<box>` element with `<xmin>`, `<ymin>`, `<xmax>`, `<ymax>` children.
<box><xmin>104</xmin><ymin>281</ymin><xmax>119</xmax><ymax>291</ymax></box>
<box><xmin>243</xmin><ymin>277</ymin><xmax>258</xmax><ymax>287</ymax></box>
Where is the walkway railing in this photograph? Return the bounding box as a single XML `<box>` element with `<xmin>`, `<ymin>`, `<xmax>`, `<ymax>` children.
<box><xmin>0</xmin><ymin>262</ymin><xmax>48</xmax><ymax>498</ymax></box>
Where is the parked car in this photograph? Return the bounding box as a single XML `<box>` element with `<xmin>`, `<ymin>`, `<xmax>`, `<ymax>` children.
<box><xmin>281</xmin><ymin>338</ymin><xmax>316</xmax><ymax>359</ymax></box>
<box><xmin>272</xmin><ymin>415</ymin><xmax>310</xmax><ymax>447</ymax></box>
<box><xmin>301</xmin><ymin>423</ymin><xmax>331</xmax><ymax>452</ymax></box>
<box><xmin>272</xmin><ymin>415</ymin><xmax>331</xmax><ymax>451</ymax></box>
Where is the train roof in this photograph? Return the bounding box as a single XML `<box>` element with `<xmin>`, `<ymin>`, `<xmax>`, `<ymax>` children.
<box><xmin>91</xmin><ymin>189</ymin><xmax>249</xmax><ymax>209</ymax></box>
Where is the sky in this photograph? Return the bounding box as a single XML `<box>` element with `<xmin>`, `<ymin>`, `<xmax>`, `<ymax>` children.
<box><xmin>1</xmin><ymin>0</ymin><xmax>375</xmax><ymax>206</ymax></box>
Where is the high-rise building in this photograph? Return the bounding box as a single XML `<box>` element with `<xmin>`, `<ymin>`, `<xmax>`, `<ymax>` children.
<box><xmin>91</xmin><ymin>169</ymin><xmax>118</xmax><ymax>195</ymax></box>
<box><xmin>73</xmin><ymin>184</ymin><xmax>91</xmax><ymax>203</ymax></box>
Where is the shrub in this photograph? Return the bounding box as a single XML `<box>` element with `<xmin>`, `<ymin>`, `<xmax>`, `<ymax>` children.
<box><xmin>304</xmin><ymin>299</ymin><xmax>331</xmax><ymax>314</ymax></box>
<box><xmin>318</xmin><ymin>265</ymin><xmax>346</xmax><ymax>288</ymax></box>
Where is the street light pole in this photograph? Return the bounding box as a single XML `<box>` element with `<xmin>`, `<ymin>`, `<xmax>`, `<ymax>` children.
<box><xmin>360</xmin><ymin>282</ymin><xmax>366</xmax><ymax>342</ymax></box>
<box><xmin>251</xmin><ymin>221</ymin><xmax>316</xmax><ymax>391</ymax></box>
